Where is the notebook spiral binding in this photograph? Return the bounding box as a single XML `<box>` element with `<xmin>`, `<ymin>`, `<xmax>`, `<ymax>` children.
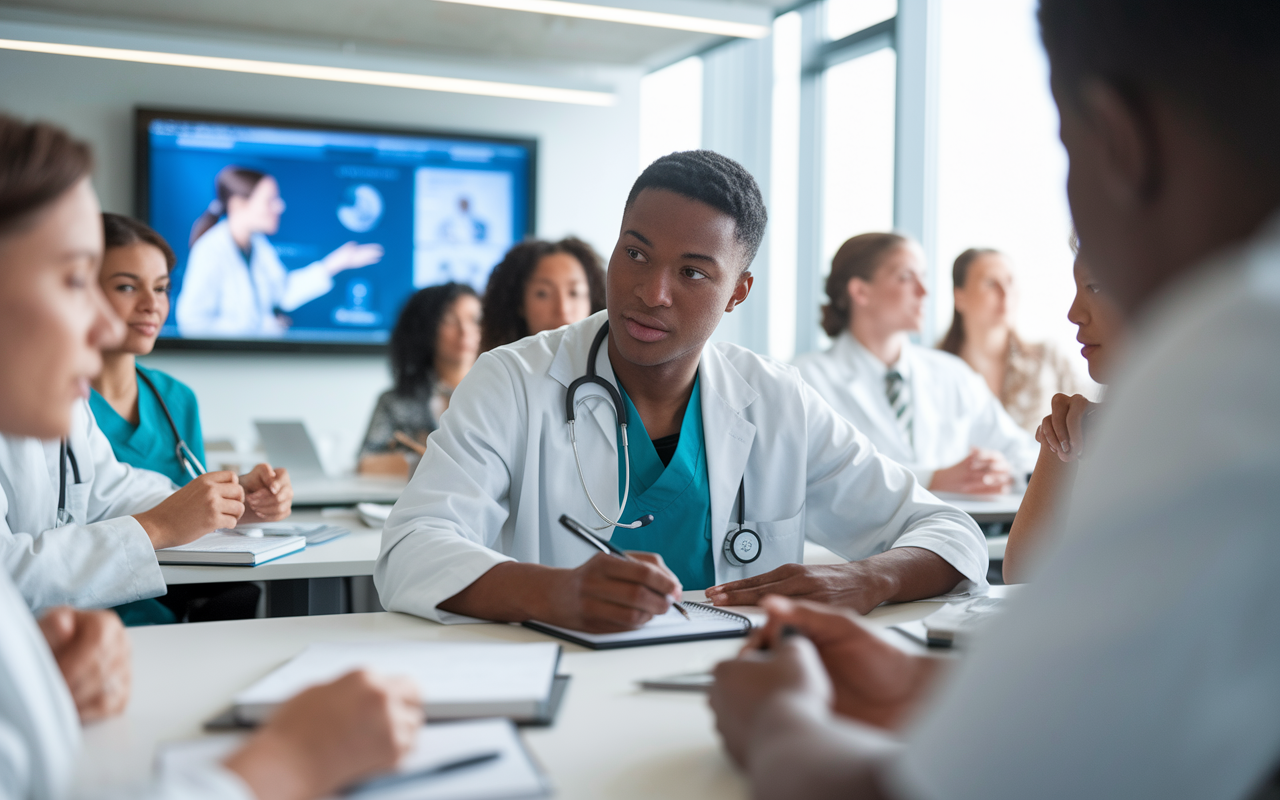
<box><xmin>685</xmin><ymin>601</ymin><xmax>752</xmax><ymax>629</ymax></box>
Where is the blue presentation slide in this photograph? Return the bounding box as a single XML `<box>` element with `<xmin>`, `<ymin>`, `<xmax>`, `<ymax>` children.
<box><xmin>145</xmin><ymin>116</ymin><xmax>532</xmax><ymax>345</ymax></box>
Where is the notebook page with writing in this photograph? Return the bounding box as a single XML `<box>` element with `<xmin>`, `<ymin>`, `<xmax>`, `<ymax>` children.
<box><xmin>523</xmin><ymin>602</ymin><xmax>751</xmax><ymax>649</ymax></box>
<box><xmin>158</xmin><ymin>718</ymin><xmax>549</xmax><ymax>800</ymax></box>
<box><xmin>233</xmin><ymin>641</ymin><xmax>561</xmax><ymax>724</ymax></box>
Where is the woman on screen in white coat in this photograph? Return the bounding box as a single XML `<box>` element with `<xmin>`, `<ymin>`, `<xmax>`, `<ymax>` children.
<box><xmin>0</xmin><ymin>114</ymin><xmax>421</xmax><ymax>800</ymax></box>
<box><xmin>375</xmin><ymin>151</ymin><xmax>987</xmax><ymax>631</ymax></box>
<box><xmin>794</xmin><ymin>233</ymin><xmax>1038</xmax><ymax>495</ymax></box>
<box><xmin>175</xmin><ymin>166</ymin><xmax>384</xmax><ymax>338</ymax></box>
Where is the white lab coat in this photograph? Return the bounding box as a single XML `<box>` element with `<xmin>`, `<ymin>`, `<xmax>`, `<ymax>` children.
<box><xmin>175</xmin><ymin>220</ymin><xmax>334</xmax><ymax>337</ymax></box>
<box><xmin>376</xmin><ymin>311</ymin><xmax>988</xmax><ymax>623</ymax></box>
<box><xmin>0</xmin><ymin>401</ymin><xmax>173</xmax><ymax>612</ymax></box>
<box><xmin>794</xmin><ymin>333</ymin><xmax>1038</xmax><ymax>488</ymax></box>
<box><xmin>0</xmin><ymin>569</ymin><xmax>252</xmax><ymax>800</ymax></box>
<box><xmin>889</xmin><ymin>216</ymin><xmax>1280</xmax><ymax>799</ymax></box>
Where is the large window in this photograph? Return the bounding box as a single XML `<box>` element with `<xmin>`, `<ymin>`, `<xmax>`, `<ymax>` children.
<box><xmin>934</xmin><ymin>0</ymin><xmax>1088</xmax><ymax>384</ymax></box>
<box><xmin>778</xmin><ymin>0</ymin><xmax>899</xmax><ymax>358</ymax></box>
<box><xmin>821</xmin><ymin>47</ymin><xmax>896</xmax><ymax>272</ymax></box>
<box><xmin>638</xmin><ymin>56</ymin><xmax>703</xmax><ymax>173</ymax></box>
<box><xmin>770</xmin><ymin>11</ymin><xmax>803</xmax><ymax>361</ymax></box>
<box><xmin>826</xmin><ymin>0</ymin><xmax>896</xmax><ymax>41</ymax></box>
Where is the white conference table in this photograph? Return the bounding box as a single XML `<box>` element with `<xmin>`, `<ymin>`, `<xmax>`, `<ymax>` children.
<box><xmin>76</xmin><ymin>593</ymin><xmax>940</xmax><ymax>800</ymax></box>
<box><xmin>932</xmin><ymin>491</ymin><xmax>1023</xmax><ymax>525</ymax></box>
<box><xmin>161</xmin><ymin>495</ymin><xmax>1020</xmax><ymax>595</ymax></box>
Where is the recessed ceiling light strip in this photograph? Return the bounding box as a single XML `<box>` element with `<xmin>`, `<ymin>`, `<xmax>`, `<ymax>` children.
<box><xmin>0</xmin><ymin>37</ymin><xmax>615</xmax><ymax>105</ymax></box>
<box><xmin>433</xmin><ymin>0</ymin><xmax>770</xmax><ymax>38</ymax></box>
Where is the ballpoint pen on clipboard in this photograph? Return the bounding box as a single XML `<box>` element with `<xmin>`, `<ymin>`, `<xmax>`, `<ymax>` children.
<box><xmin>559</xmin><ymin>514</ymin><xmax>691</xmax><ymax>620</ymax></box>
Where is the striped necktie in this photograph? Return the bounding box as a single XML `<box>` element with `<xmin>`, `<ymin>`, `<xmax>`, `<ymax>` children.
<box><xmin>885</xmin><ymin>369</ymin><xmax>914</xmax><ymax>449</ymax></box>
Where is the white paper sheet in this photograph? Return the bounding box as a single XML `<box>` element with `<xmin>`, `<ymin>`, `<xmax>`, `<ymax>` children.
<box><xmin>234</xmin><ymin>641</ymin><xmax>561</xmax><ymax>723</ymax></box>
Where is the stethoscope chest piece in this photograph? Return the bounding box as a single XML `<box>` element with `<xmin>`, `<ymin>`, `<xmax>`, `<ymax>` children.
<box><xmin>722</xmin><ymin>477</ymin><xmax>761</xmax><ymax>565</ymax></box>
<box><xmin>723</xmin><ymin>525</ymin><xmax>762</xmax><ymax>565</ymax></box>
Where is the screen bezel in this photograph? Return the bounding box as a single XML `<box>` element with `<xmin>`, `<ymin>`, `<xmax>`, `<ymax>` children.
<box><xmin>134</xmin><ymin>107</ymin><xmax>538</xmax><ymax>354</ymax></box>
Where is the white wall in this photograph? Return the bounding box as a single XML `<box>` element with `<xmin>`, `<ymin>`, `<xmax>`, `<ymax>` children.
<box><xmin>0</xmin><ymin>40</ymin><xmax>640</xmax><ymax>471</ymax></box>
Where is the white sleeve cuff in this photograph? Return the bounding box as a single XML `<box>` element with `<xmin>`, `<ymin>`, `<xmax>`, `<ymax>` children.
<box><xmin>376</xmin><ymin>539</ymin><xmax>516</xmax><ymax>624</ymax></box>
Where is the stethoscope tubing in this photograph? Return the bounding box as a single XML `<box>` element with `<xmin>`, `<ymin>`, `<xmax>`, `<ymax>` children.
<box><xmin>563</xmin><ymin>321</ymin><xmax>756</xmax><ymax>561</ymax></box>
<box><xmin>136</xmin><ymin>369</ymin><xmax>207</xmax><ymax>481</ymax></box>
<box><xmin>58</xmin><ymin>371</ymin><xmax>207</xmax><ymax>524</ymax></box>
<box><xmin>566</xmin><ymin>322</ymin><xmax>650</xmax><ymax>531</ymax></box>
<box><xmin>56</xmin><ymin>437</ymin><xmax>81</xmax><ymax>526</ymax></box>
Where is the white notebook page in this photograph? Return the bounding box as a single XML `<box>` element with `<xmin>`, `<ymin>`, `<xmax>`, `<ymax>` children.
<box><xmin>159</xmin><ymin>531</ymin><xmax>304</xmax><ymax>554</ymax></box>
<box><xmin>234</xmin><ymin>641</ymin><xmax>560</xmax><ymax>718</ymax></box>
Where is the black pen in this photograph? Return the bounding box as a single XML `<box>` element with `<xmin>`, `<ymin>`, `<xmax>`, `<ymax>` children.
<box><xmin>559</xmin><ymin>514</ymin><xmax>691</xmax><ymax>620</ymax></box>
<box><xmin>344</xmin><ymin>750</ymin><xmax>502</xmax><ymax>796</ymax></box>
<box><xmin>757</xmin><ymin>624</ymin><xmax>800</xmax><ymax>653</ymax></box>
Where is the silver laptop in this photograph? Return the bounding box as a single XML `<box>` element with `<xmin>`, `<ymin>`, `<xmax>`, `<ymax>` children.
<box><xmin>254</xmin><ymin>421</ymin><xmax>405</xmax><ymax>506</ymax></box>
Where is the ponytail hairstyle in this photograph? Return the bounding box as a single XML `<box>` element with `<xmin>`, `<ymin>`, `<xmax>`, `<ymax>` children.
<box><xmin>938</xmin><ymin>247</ymin><xmax>1000</xmax><ymax>355</ymax></box>
<box><xmin>820</xmin><ymin>232</ymin><xmax>909</xmax><ymax>337</ymax></box>
<box><xmin>0</xmin><ymin>115</ymin><xmax>93</xmax><ymax>237</ymax></box>
<box><xmin>189</xmin><ymin>166</ymin><xmax>267</xmax><ymax>246</ymax></box>
<box><xmin>102</xmin><ymin>213</ymin><xmax>177</xmax><ymax>272</ymax></box>
<box><xmin>480</xmin><ymin>236</ymin><xmax>606</xmax><ymax>351</ymax></box>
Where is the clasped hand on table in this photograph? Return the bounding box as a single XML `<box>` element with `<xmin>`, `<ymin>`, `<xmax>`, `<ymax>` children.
<box><xmin>132</xmin><ymin>463</ymin><xmax>293</xmax><ymax>549</ymax></box>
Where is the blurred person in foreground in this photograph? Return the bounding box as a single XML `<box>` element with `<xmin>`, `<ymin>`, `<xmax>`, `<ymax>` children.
<box><xmin>0</xmin><ymin>114</ymin><xmax>422</xmax><ymax>800</ymax></box>
<box><xmin>710</xmin><ymin>2</ymin><xmax>1280</xmax><ymax>798</ymax></box>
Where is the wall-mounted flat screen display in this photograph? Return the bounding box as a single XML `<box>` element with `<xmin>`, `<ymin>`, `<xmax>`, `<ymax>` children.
<box><xmin>136</xmin><ymin>109</ymin><xmax>536</xmax><ymax>352</ymax></box>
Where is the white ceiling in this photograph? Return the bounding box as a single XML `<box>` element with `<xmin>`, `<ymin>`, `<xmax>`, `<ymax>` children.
<box><xmin>2</xmin><ymin>0</ymin><xmax>792</xmax><ymax>69</ymax></box>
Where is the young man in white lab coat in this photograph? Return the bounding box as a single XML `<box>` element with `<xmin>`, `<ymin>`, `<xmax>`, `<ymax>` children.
<box><xmin>707</xmin><ymin>1</ymin><xmax>1280</xmax><ymax>798</ymax></box>
<box><xmin>377</xmin><ymin>151</ymin><xmax>987</xmax><ymax>632</ymax></box>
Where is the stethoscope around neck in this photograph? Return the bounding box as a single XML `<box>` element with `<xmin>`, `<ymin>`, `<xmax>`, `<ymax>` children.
<box><xmin>55</xmin><ymin>370</ymin><xmax>207</xmax><ymax>527</ymax></box>
<box><xmin>136</xmin><ymin>370</ymin><xmax>207</xmax><ymax>482</ymax></box>
<box><xmin>564</xmin><ymin>322</ymin><xmax>762</xmax><ymax>565</ymax></box>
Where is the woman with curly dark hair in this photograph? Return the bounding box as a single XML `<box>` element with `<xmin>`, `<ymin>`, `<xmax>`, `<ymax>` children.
<box><xmin>357</xmin><ymin>282</ymin><xmax>480</xmax><ymax>477</ymax></box>
<box><xmin>480</xmin><ymin>236</ymin><xmax>606</xmax><ymax>351</ymax></box>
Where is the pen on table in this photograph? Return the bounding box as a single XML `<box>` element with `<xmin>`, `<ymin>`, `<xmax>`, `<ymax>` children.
<box><xmin>757</xmin><ymin>624</ymin><xmax>800</xmax><ymax>653</ymax></box>
<box><xmin>559</xmin><ymin>514</ymin><xmax>691</xmax><ymax>620</ymax></box>
<box><xmin>344</xmin><ymin>750</ymin><xmax>502</xmax><ymax>796</ymax></box>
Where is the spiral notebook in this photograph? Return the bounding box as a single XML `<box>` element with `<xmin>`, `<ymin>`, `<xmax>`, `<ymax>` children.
<box><xmin>523</xmin><ymin>601</ymin><xmax>752</xmax><ymax>649</ymax></box>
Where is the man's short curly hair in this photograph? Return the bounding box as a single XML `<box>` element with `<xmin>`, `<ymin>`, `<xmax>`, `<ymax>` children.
<box><xmin>626</xmin><ymin>150</ymin><xmax>768</xmax><ymax>270</ymax></box>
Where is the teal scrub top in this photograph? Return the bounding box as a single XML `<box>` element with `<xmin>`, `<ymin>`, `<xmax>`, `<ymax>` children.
<box><xmin>90</xmin><ymin>365</ymin><xmax>204</xmax><ymax>627</ymax></box>
<box><xmin>610</xmin><ymin>376</ymin><xmax>716</xmax><ymax>590</ymax></box>
<box><xmin>89</xmin><ymin>365</ymin><xmax>206</xmax><ymax>488</ymax></box>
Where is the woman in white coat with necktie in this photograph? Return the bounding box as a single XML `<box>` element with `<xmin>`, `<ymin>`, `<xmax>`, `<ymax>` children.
<box><xmin>795</xmin><ymin>233</ymin><xmax>1038</xmax><ymax>494</ymax></box>
<box><xmin>175</xmin><ymin>165</ymin><xmax>383</xmax><ymax>338</ymax></box>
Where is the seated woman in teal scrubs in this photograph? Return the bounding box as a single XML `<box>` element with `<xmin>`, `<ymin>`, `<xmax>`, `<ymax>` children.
<box><xmin>90</xmin><ymin>213</ymin><xmax>294</xmax><ymax>624</ymax></box>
